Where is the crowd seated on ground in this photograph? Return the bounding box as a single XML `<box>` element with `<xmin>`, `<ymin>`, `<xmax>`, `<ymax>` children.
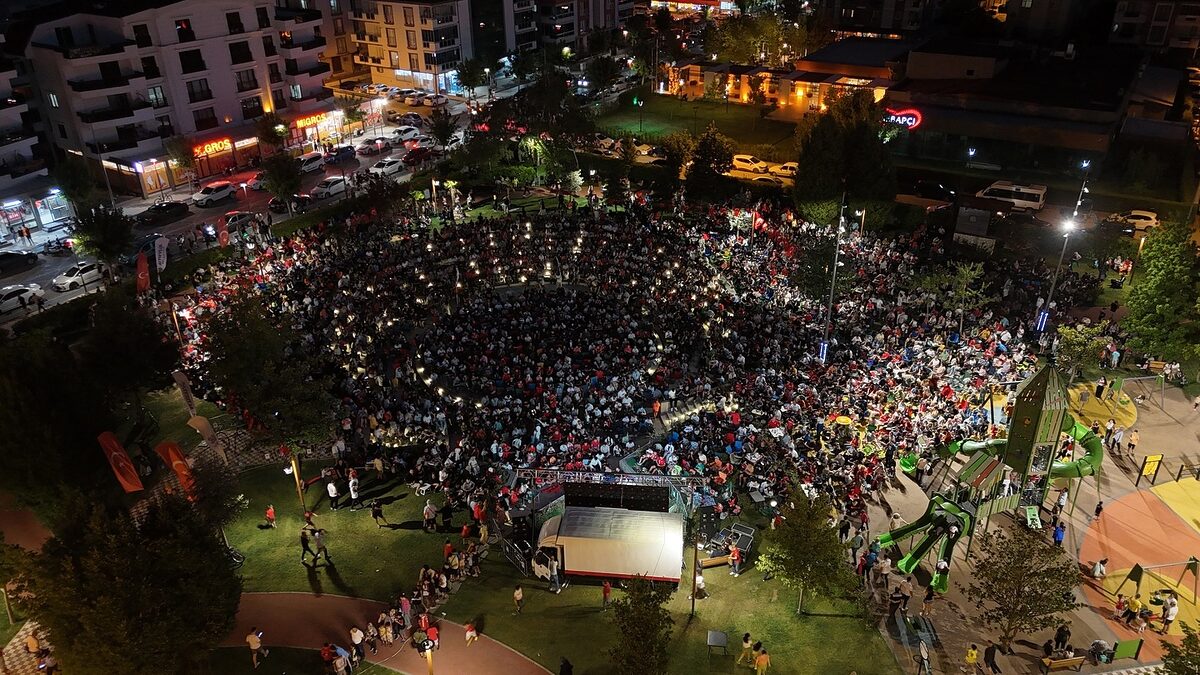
<box><xmin>172</xmin><ymin>193</ymin><xmax>1101</xmax><ymax>528</ymax></box>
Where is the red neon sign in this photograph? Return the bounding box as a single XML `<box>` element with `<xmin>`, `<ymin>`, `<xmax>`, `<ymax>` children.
<box><xmin>885</xmin><ymin>108</ymin><xmax>923</xmax><ymax>130</ymax></box>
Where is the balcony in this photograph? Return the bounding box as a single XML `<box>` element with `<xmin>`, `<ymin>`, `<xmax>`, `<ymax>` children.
<box><xmin>515</xmin><ymin>22</ymin><xmax>538</xmax><ymax>33</ymax></box>
<box><xmin>434</xmin><ymin>13</ymin><xmax>456</xmax><ymax>25</ymax></box>
<box><xmin>32</xmin><ymin>39</ymin><xmax>135</xmax><ymax>60</ymax></box>
<box><xmin>280</xmin><ymin>35</ymin><xmax>327</xmax><ymax>52</ymax></box>
<box><xmin>351</xmin><ymin>9</ymin><xmax>379</xmax><ymax>21</ymax></box>
<box><xmin>5</xmin><ymin>157</ymin><xmax>45</xmax><ymax>180</ymax></box>
<box><xmin>423</xmin><ymin>39</ymin><xmax>459</xmax><ymax>51</ymax></box>
<box><xmin>352</xmin><ymin>31</ymin><xmax>382</xmax><ymax>43</ymax></box>
<box><xmin>77</xmin><ymin>100</ymin><xmax>152</xmax><ymax>124</ymax></box>
<box><xmin>0</xmin><ymin>93</ymin><xmax>29</xmax><ymax>112</ymax></box>
<box><xmin>67</xmin><ymin>72</ymin><xmax>146</xmax><ymax>94</ymax></box>
<box><xmin>353</xmin><ymin>53</ymin><xmax>384</xmax><ymax>66</ymax></box>
<box><xmin>513</xmin><ymin>0</ymin><xmax>534</xmax><ymax>9</ymax></box>
<box><xmin>0</xmin><ymin>128</ymin><xmax>36</xmax><ymax>150</ymax></box>
<box><xmin>275</xmin><ymin>7</ymin><xmax>323</xmax><ymax>24</ymax></box>
<box><xmin>285</xmin><ymin>61</ymin><xmax>332</xmax><ymax>77</ymax></box>
<box><xmin>85</xmin><ymin>129</ymin><xmax>162</xmax><ymax>155</ymax></box>
<box><xmin>292</xmin><ymin>87</ymin><xmax>335</xmax><ymax>103</ymax></box>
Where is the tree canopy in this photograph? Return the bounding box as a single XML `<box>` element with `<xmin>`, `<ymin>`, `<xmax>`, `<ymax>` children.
<box><xmin>1123</xmin><ymin>218</ymin><xmax>1200</xmax><ymax>364</ymax></box>
<box><xmin>608</xmin><ymin>576</ymin><xmax>674</xmax><ymax>674</ymax></box>
<box><xmin>686</xmin><ymin>123</ymin><xmax>735</xmax><ymax>196</ymax></box>
<box><xmin>756</xmin><ymin>494</ymin><xmax>858</xmax><ymax>612</ymax></box>
<box><xmin>1163</xmin><ymin>621</ymin><xmax>1200</xmax><ymax>675</ymax></box>
<box><xmin>261</xmin><ymin>154</ymin><xmax>302</xmax><ymax>210</ymax></box>
<box><xmin>51</xmin><ymin>155</ymin><xmax>100</xmax><ymax>210</ymax></box>
<box><xmin>1054</xmin><ymin>320</ymin><xmax>1109</xmax><ymax>385</ymax></box>
<box><xmin>456</xmin><ymin>57</ymin><xmax>487</xmax><ymax>100</ymax></box>
<box><xmin>72</xmin><ymin>205</ymin><xmax>134</xmax><ymax>267</ymax></box>
<box><xmin>794</xmin><ymin>90</ymin><xmax>895</xmax><ymax>202</ymax></box>
<box><xmin>254</xmin><ymin>113</ymin><xmax>288</xmax><ymax>148</ymax></box>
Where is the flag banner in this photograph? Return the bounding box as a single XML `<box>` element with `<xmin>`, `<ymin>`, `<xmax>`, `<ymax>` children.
<box><xmin>187</xmin><ymin>415</ymin><xmax>228</xmax><ymax>464</ymax></box>
<box><xmin>217</xmin><ymin>221</ymin><xmax>230</xmax><ymax>248</ymax></box>
<box><xmin>154</xmin><ymin>236</ymin><xmax>169</xmax><ymax>272</ymax></box>
<box><xmin>172</xmin><ymin>370</ymin><xmax>197</xmax><ymax>417</ymax></box>
<box><xmin>135</xmin><ymin>252</ymin><xmax>150</xmax><ymax>294</ymax></box>
<box><xmin>97</xmin><ymin>431</ymin><xmax>144</xmax><ymax>493</ymax></box>
<box><xmin>153</xmin><ymin>441</ymin><xmax>195</xmax><ymax>497</ymax></box>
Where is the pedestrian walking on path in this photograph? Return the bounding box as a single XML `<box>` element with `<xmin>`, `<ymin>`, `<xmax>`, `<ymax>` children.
<box><xmin>513</xmin><ymin>585</ymin><xmax>524</xmax><ymax>615</ymax></box>
<box><xmin>754</xmin><ymin>647</ymin><xmax>771</xmax><ymax>674</ymax></box>
<box><xmin>371</xmin><ymin>499</ymin><xmax>388</xmax><ymax>527</ymax></box>
<box><xmin>246</xmin><ymin>627</ymin><xmax>269</xmax><ymax>668</ymax></box>
<box><xmin>984</xmin><ymin>640</ymin><xmax>1001</xmax><ymax>674</ymax></box>
<box><xmin>300</xmin><ymin>528</ymin><xmax>316</xmax><ymax>564</ymax></box>
<box><xmin>736</xmin><ymin>633</ymin><xmax>754</xmax><ymax>665</ymax></box>
<box><xmin>312</xmin><ymin>528</ymin><xmax>332</xmax><ymax>563</ymax></box>
<box><xmin>327</xmin><ymin>480</ymin><xmax>341</xmax><ymax>510</ymax></box>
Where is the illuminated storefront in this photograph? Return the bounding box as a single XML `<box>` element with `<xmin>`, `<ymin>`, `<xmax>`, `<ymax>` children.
<box><xmin>289</xmin><ymin>110</ymin><xmax>343</xmax><ymax>151</ymax></box>
<box><xmin>0</xmin><ymin>183</ymin><xmax>74</xmax><ymax>241</ymax></box>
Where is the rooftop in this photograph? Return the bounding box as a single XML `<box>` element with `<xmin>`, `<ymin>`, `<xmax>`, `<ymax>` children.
<box><xmin>911</xmin><ymin>36</ymin><xmax>1013</xmax><ymax>59</ymax></box>
<box><xmin>801</xmin><ymin>37</ymin><xmax>916</xmax><ymax>68</ymax></box>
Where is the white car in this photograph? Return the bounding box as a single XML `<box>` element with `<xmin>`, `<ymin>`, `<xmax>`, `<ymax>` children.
<box><xmin>731</xmin><ymin>155</ymin><xmax>769</xmax><ymax>174</ymax></box>
<box><xmin>363</xmin><ymin>83</ymin><xmax>390</xmax><ymax>94</ymax></box>
<box><xmin>52</xmin><ymin>261</ymin><xmax>105</xmax><ymax>291</ymax></box>
<box><xmin>405</xmin><ymin>92</ymin><xmax>428</xmax><ymax>105</ymax></box>
<box><xmin>753</xmin><ymin>175</ymin><xmax>785</xmax><ymax>187</ymax></box>
<box><xmin>406</xmin><ymin>134</ymin><xmax>435</xmax><ymax>149</ymax></box>
<box><xmin>191</xmin><ymin>180</ymin><xmax>235</xmax><ymax>206</ymax></box>
<box><xmin>770</xmin><ymin>162</ymin><xmax>798</xmax><ymax>178</ymax></box>
<box><xmin>312</xmin><ymin>176</ymin><xmax>349</xmax><ymax>198</ymax></box>
<box><xmin>0</xmin><ymin>284</ymin><xmax>44</xmax><ymax>313</ymax></box>
<box><xmin>423</xmin><ymin>94</ymin><xmax>448</xmax><ymax>107</ymax></box>
<box><xmin>393</xmin><ymin>125</ymin><xmax>421</xmax><ymax>141</ymax></box>
<box><xmin>356</xmin><ymin>137</ymin><xmax>392</xmax><ymax>155</ymax></box>
<box><xmin>1109</xmin><ymin>209</ymin><xmax>1159</xmax><ymax>233</ymax></box>
<box><xmin>223</xmin><ymin>211</ymin><xmax>255</xmax><ymax>229</ymax></box>
<box><xmin>390</xmin><ymin>87</ymin><xmax>416</xmax><ymax>100</ymax></box>
<box><xmin>247</xmin><ymin>172</ymin><xmax>266</xmax><ymax>190</ymax></box>
<box><xmin>369</xmin><ymin>158</ymin><xmax>404</xmax><ymax>176</ymax></box>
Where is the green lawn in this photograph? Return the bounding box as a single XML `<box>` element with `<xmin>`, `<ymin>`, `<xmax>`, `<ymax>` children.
<box><xmin>598</xmin><ymin>94</ymin><xmax>795</xmax><ymax>149</ymax></box>
<box><xmin>0</xmin><ymin>602</ymin><xmax>26</xmax><ymax>649</ymax></box>
<box><xmin>208</xmin><ymin>646</ymin><xmax>399</xmax><ymax>674</ymax></box>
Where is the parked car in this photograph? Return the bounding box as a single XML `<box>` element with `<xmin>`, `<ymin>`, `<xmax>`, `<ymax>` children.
<box><xmin>1106</xmin><ymin>209</ymin><xmax>1159</xmax><ymax>235</ymax></box>
<box><xmin>393</xmin><ymin>125</ymin><xmax>421</xmax><ymax>142</ymax></box>
<box><xmin>268</xmin><ymin>193</ymin><xmax>315</xmax><ymax>213</ymax></box>
<box><xmin>731</xmin><ymin>154</ymin><xmax>769</xmax><ymax>174</ymax></box>
<box><xmin>405</xmin><ymin>92</ymin><xmax>428</xmax><ymax>106</ymax></box>
<box><xmin>0</xmin><ymin>283</ymin><xmax>43</xmax><ymax>313</ymax></box>
<box><xmin>753</xmin><ymin>175</ymin><xmax>785</xmax><ymax>187</ymax></box>
<box><xmin>0</xmin><ymin>249</ymin><xmax>38</xmax><ymax>275</ymax></box>
<box><xmin>770</xmin><ymin>162</ymin><xmax>798</xmax><ymax>178</ymax></box>
<box><xmin>390</xmin><ymin>88</ymin><xmax>417</xmax><ymax>100</ymax></box>
<box><xmin>369</xmin><ymin>158</ymin><xmax>405</xmax><ymax>177</ymax></box>
<box><xmin>356</xmin><ymin>137</ymin><xmax>392</xmax><ymax>155</ymax></box>
<box><xmin>402</xmin><ymin>146</ymin><xmax>436</xmax><ymax>166</ymax></box>
<box><xmin>223</xmin><ymin>211</ymin><xmax>256</xmax><ymax>229</ymax></box>
<box><xmin>399</xmin><ymin>112</ymin><xmax>425</xmax><ymax>127</ymax></box>
<box><xmin>325</xmin><ymin>145</ymin><xmax>357</xmax><ymax>163</ymax></box>
<box><xmin>52</xmin><ymin>261</ymin><xmax>106</xmax><ymax>291</ymax></box>
<box><xmin>405</xmin><ymin>134</ymin><xmax>435</xmax><ymax>150</ymax></box>
<box><xmin>423</xmin><ymin>94</ymin><xmax>448</xmax><ymax>107</ymax></box>
<box><xmin>247</xmin><ymin>172</ymin><xmax>266</xmax><ymax>190</ymax></box>
<box><xmin>191</xmin><ymin>180</ymin><xmax>235</xmax><ymax>206</ymax></box>
<box><xmin>298</xmin><ymin>151</ymin><xmax>326</xmax><ymax>174</ymax></box>
<box><xmin>312</xmin><ymin>176</ymin><xmax>349</xmax><ymax>199</ymax></box>
<box><xmin>134</xmin><ymin>201</ymin><xmax>189</xmax><ymax>228</ymax></box>
<box><xmin>119</xmin><ymin>232</ymin><xmax>168</xmax><ymax>267</ymax></box>
<box><xmin>911</xmin><ymin>180</ymin><xmax>956</xmax><ymax>202</ymax></box>
<box><xmin>997</xmin><ymin>211</ymin><xmax>1051</xmax><ymax>229</ymax></box>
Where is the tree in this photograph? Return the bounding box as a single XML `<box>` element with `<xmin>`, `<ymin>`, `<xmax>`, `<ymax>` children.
<box><xmin>162</xmin><ymin>135</ymin><xmax>196</xmax><ymax>179</ymax></box>
<box><xmin>0</xmin><ymin>334</ymin><xmax>113</xmax><ymax>519</ymax></box>
<box><xmin>77</xmin><ymin>288</ymin><xmax>178</xmax><ymax>421</ymax></box>
<box><xmin>686</xmin><ymin>123</ymin><xmax>734</xmax><ymax>196</ymax></box>
<box><xmin>254</xmin><ymin>112</ymin><xmax>288</xmax><ymax>149</ymax></box>
<box><xmin>72</xmin><ymin>204</ymin><xmax>134</xmax><ymax>270</ymax></box>
<box><xmin>608</xmin><ymin>576</ymin><xmax>673</xmax><ymax>674</ymax></box>
<box><xmin>1124</xmin><ymin>218</ymin><xmax>1200</xmax><ymax>364</ymax></box>
<box><xmin>510</xmin><ymin>50</ymin><xmax>536</xmax><ymax>92</ymax></box>
<box><xmin>13</xmin><ymin>496</ymin><xmax>241</xmax><ymax>673</ymax></box>
<box><xmin>426</xmin><ymin>107</ymin><xmax>458</xmax><ymax>149</ymax></box>
<box><xmin>204</xmin><ymin>297</ymin><xmax>333</xmax><ymax>445</ymax></box>
<box><xmin>188</xmin><ymin>457</ymin><xmax>248</xmax><ymax>533</ymax></box>
<box><xmin>1054</xmin><ymin>321</ymin><xmax>1109</xmax><ymax>386</ymax></box>
<box><xmin>703</xmin><ymin>73</ymin><xmax>729</xmax><ymax>102</ymax></box>
<box><xmin>1163</xmin><ymin>622</ymin><xmax>1200</xmax><ymax>675</ymax></box>
<box><xmin>967</xmin><ymin>528</ymin><xmax>1080</xmax><ymax>650</ymax></box>
<box><xmin>336</xmin><ymin>96</ymin><xmax>366</xmax><ymax>135</ymax></box>
<box><xmin>260</xmin><ymin>153</ymin><xmax>302</xmax><ymax>215</ymax></box>
<box><xmin>917</xmin><ymin>261</ymin><xmax>987</xmax><ymax>336</ymax></box>
<box><xmin>457</xmin><ymin>57</ymin><xmax>487</xmax><ymax>100</ymax></box>
<box><xmin>586</xmin><ymin>55</ymin><xmax>622</xmax><ymax>94</ymax></box>
<box><xmin>756</xmin><ymin>495</ymin><xmax>858</xmax><ymax>613</ymax></box>
<box><xmin>51</xmin><ymin>155</ymin><xmax>99</xmax><ymax>211</ymax></box>
<box><xmin>658</xmin><ymin>131</ymin><xmax>695</xmax><ymax>184</ymax></box>
<box><xmin>616</xmin><ymin>133</ymin><xmax>640</xmax><ymax>171</ymax></box>
<box><xmin>794</xmin><ymin>90</ymin><xmax>895</xmax><ymax>202</ymax></box>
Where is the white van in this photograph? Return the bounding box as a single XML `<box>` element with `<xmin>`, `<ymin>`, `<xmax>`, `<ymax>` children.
<box><xmin>298</xmin><ymin>152</ymin><xmax>326</xmax><ymax>174</ymax></box>
<box><xmin>975</xmin><ymin>181</ymin><xmax>1047</xmax><ymax>211</ymax></box>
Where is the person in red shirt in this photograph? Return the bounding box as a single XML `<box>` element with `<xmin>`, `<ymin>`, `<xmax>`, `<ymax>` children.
<box><xmin>602</xmin><ymin>580</ymin><xmax>613</xmax><ymax>610</ymax></box>
<box><xmin>426</xmin><ymin>624</ymin><xmax>439</xmax><ymax>650</ymax></box>
<box><xmin>729</xmin><ymin>543</ymin><xmax>743</xmax><ymax>577</ymax></box>
<box><xmin>265</xmin><ymin>504</ymin><xmax>276</xmax><ymax>529</ymax></box>
<box><xmin>443</xmin><ymin>539</ymin><xmax>454</xmax><ymax>560</ymax></box>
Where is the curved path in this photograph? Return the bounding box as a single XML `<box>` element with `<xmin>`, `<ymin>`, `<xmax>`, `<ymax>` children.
<box><xmin>222</xmin><ymin>592</ymin><xmax>550</xmax><ymax>674</ymax></box>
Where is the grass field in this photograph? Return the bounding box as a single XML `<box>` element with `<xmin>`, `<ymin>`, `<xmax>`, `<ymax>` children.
<box><xmin>225</xmin><ymin>465</ymin><xmax>901</xmax><ymax>675</ymax></box>
<box><xmin>597</xmin><ymin>94</ymin><xmax>796</xmax><ymax>149</ymax></box>
<box><xmin>208</xmin><ymin>646</ymin><xmax>399</xmax><ymax>674</ymax></box>
<box><xmin>0</xmin><ymin>602</ymin><xmax>26</xmax><ymax>650</ymax></box>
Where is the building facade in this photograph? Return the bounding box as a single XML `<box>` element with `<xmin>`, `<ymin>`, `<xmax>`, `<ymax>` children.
<box><xmin>538</xmin><ymin>0</ymin><xmax>634</xmax><ymax>52</ymax></box>
<box><xmin>1110</xmin><ymin>0</ymin><xmax>1200</xmax><ymax>51</ymax></box>
<box><xmin>810</xmin><ymin>0</ymin><xmax>941</xmax><ymax>39</ymax></box>
<box><xmin>346</xmin><ymin>0</ymin><xmax>473</xmax><ymax>93</ymax></box>
<box><xmin>10</xmin><ymin>0</ymin><xmax>339</xmax><ymax>198</ymax></box>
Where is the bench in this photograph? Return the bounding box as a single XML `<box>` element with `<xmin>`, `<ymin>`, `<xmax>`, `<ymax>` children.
<box><xmin>1148</xmin><ymin>360</ymin><xmax>1166</xmax><ymax>374</ymax></box>
<box><xmin>1040</xmin><ymin>656</ymin><xmax>1086</xmax><ymax>673</ymax></box>
<box><xmin>1025</xmin><ymin>506</ymin><xmax>1043</xmax><ymax>530</ymax></box>
<box><xmin>699</xmin><ymin>554</ymin><xmax>730</xmax><ymax>569</ymax></box>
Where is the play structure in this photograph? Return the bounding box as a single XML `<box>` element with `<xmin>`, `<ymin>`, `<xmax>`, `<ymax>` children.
<box><xmin>880</xmin><ymin>366</ymin><xmax>1104</xmax><ymax>592</ymax></box>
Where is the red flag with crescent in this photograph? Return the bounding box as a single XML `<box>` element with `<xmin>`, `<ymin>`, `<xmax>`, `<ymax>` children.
<box><xmin>217</xmin><ymin>221</ymin><xmax>230</xmax><ymax>248</ymax></box>
<box><xmin>154</xmin><ymin>441</ymin><xmax>196</xmax><ymax>498</ymax></box>
<box><xmin>135</xmin><ymin>251</ymin><xmax>150</xmax><ymax>294</ymax></box>
<box><xmin>97</xmin><ymin>431</ymin><xmax>144</xmax><ymax>493</ymax></box>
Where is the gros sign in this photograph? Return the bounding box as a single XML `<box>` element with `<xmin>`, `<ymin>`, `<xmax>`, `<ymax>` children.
<box><xmin>194</xmin><ymin>138</ymin><xmax>233</xmax><ymax>157</ymax></box>
<box><xmin>885</xmin><ymin>108</ymin><xmax>923</xmax><ymax>130</ymax></box>
<box><xmin>294</xmin><ymin>112</ymin><xmax>328</xmax><ymax>128</ymax></box>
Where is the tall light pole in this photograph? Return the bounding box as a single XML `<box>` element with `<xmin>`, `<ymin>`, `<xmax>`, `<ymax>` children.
<box><xmin>820</xmin><ymin>192</ymin><xmax>849</xmax><ymax>363</ymax></box>
<box><xmin>1072</xmin><ymin>159</ymin><xmax>1091</xmax><ymax>220</ymax></box>
<box><xmin>1039</xmin><ymin>219</ymin><xmax>1076</xmax><ymax>333</ymax></box>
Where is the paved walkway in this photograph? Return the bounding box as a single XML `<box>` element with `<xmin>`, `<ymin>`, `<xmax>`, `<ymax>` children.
<box><xmin>222</xmin><ymin>592</ymin><xmax>550</xmax><ymax>674</ymax></box>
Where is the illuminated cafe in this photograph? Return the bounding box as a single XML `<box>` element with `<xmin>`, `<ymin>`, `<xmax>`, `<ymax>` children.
<box><xmin>105</xmin><ymin>107</ymin><xmax>342</xmax><ymax>199</ymax></box>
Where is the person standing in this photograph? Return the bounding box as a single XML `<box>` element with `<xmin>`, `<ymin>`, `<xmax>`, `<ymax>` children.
<box><xmin>602</xmin><ymin>579</ymin><xmax>612</xmax><ymax>610</ymax></box>
<box><xmin>513</xmin><ymin>584</ymin><xmax>524</xmax><ymax>615</ymax></box>
<box><xmin>371</xmin><ymin>499</ymin><xmax>388</xmax><ymax>527</ymax></box>
<box><xmin>313</xmin><ymin>528</ymin><xmax>332</xmax><ymax>563</ymax></box>
<box><xmin>728</xmin><ymin>542</ymin><xmax>743</xmax><ymax>577</ymax></box>
<box><xmin>423</xmin><ymin>499</ymin><xmax>437</xmax><ymax>532</ymax></box>
<box><xmin>1053</xmin><ymin>523</ymin><xmax>1066</xmax><ymax>547</ymax></box>
<box><xmin>300</xmin><ymin>528</ymin><xmax>316</xmax><ymax>565</ymax></box>
<box><xmin>327</xmin><ymin>479</ymin><xmax>341</xmax><ymax>510</ymax></box>
<box><xmin>265</xmin><ymin>504</ymin><xmax>276</xmax><ymax>529</ymax></box>
<box><xmin>426</xmin><ymin>624</ymin><xmax>440</xmax><ymax>650</ymax></box>
<box><xmin>559</xmin><ymin>657</ymin><xmax>574</xmax><ymax>675</ymax></box>
<box><xmin>348</xmin><ymin>474</ymin><xmax>361</xmax><ymax>510</ymax></box>
<box><xmin>1160</xmin><ymin>594</ymin><xmax>1179</xmax><ymax>634</ymax></box>
<box><xmin>548</xmin><ymin>555</ymin><xmax>563</xmax><ymax>593</ymax></box>
<box><xmin>736</xmin><ymin>633</ymin><xmax>754</xmax><ymax>666</ymax></box>
<box><xmin>984</xmin><ymin>640</ymin><xmax>1002</xmax><ymax>674</ymax></box>
<box><xmin>349</xmin><ymin>625</ymin><xmax>366</xmax><ymax>661</ymax></box>
<box><xmin>920</xmin><ymin>584</ymin><xmax>937</xmax><ymax>617</ymax></box>
<box><xmin>754</xmin><ymin>647</ymin><xmax>771</xmax><ymax>675</ymax></box>
<box><xmin>849</xmin><ymin>531</ymin><xmax>865</xmax><ymax>563</ymax></box>
<box><xmin>898</xmin><ymin>576</ymin><xmax>914</xmax><ymax>612</ymax></box>
<box><xmin>246</xmin><ymin>627</ymin><xmax>269</xmax><ymax>669</ymax></box>
<box><xmin>964</xmin><ymin>644</ymin><xmax>981</xmax><ymax>674</ymax></box>
<box><xmin>1093</xmin><ymin>501</ymin><xmax>1104</xmax><ymax>521</ymax></box>
<box><xmin>1127</xmin><ymin>429</ymin><xmax>1140</xmax><ymax>454</ymax></box>
<box><xmin>1053</xmin><ymin>624</ymin><xmax>1071</xmax><ymax>650</ymax></box>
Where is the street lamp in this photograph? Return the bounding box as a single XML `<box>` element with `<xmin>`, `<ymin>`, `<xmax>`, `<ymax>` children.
<box><xmin>1041</xmin><ymin>219</ymin><xmax>1076</xmax><ymax>332</ymax></box>
<box><xmin>416</xmin><ymin>637</ymin><xmax>435</xmax><ymax>675</ymax></box>
<box><xmin>1072</xmin><ymin>159</ymin><xmax>1091</xmax><ymax>220</ymax></box>
<box><xmin>820</xmin><ymin>193</ymin><xmax>849</xmax><ymax>363</ymax></box>
<box><xmin>285</xmin><ymin>452</ymin><xmax>306</xmax><ymax>513</ymax></box>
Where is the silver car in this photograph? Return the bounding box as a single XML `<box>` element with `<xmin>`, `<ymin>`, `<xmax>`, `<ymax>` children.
<box><xmin>0</xmin><ymin>283</ymin><xmax>44</xmax><ymax>313</ymax></box>
<box><xmin>52</xmin><ymin>261</ymin><xmax>106</xmax><ymax>291</ymax></box>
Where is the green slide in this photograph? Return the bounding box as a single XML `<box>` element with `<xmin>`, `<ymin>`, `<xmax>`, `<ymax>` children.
<box><xmin>936</xmin><ymin>414</ymin><xmax>1104</xmax><ymax>480</ymax></box>
<box><xmin>929</xmin><ymin>500</ymin><xmax>972</xmax><ymax>593</ymax></box>
<box><xmin>879</xmin><ymin>495</ymin><xmax>973</xmax><ymax>592</ymax></box>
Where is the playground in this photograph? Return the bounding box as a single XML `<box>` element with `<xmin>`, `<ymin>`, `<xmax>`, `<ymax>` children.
<box><xmin>879</xmin><ymin>365</ymin><xmax>1200</xmax><ymax>673</ymax></box>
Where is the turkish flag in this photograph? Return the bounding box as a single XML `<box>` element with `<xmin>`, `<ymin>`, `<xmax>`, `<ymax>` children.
<box><xmin>135</xmin><ymin>251</ymin><xmax>150</xmax><ymax>294</ymax></box>
<box><xmin>97</xmin><ymin>431</ymin><xmax>144</xmax><ymax>493</ymax></box>
<box><xmin>217</xmin><ymin>221</ymin><xmax>230</xmax><ymax>248</ymax></box>
<box><xmin>154</xmin><ymin>441</ymin><xmax>196</xmax><ymax>498</ymax></box>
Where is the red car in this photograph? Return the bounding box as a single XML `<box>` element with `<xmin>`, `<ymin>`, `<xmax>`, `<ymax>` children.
<box><xmin>402</xmin><ymin>146</ymin><xmax>437</xmax><ymax>166</ymax></box>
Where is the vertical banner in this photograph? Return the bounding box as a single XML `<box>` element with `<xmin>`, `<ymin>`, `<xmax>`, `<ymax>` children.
<box><xmin>97</xmin><ymin>431</ymin><xmax>144</xmax><ymax>493</ymax></box>
<box><xmin>172</xmin><ymin>370</ymin><xmax>198</xmax><ymax>417</ymax></box>
<box><xmin>135</xmin><ymin>252</ymin><xmax>150</xmax><ymax>295</ymax></box>
<box><xmin>153</xmin><ymin>441</ymin><xmax>196</xmax><ymax>498</ymax></box>
<box><xmin>154</xmin><ymin>235</ymin><xmax>170</xmax><ymax>272</ymax></box>
<box><xmin>217</xmin><ymin>221</ymin><xmax>230</xmax><ymax>248</ymax></box>
<box><xmin>187</xmin><ymin>415</ymin><xmax>228</xmax><ymax>464</ymax></box>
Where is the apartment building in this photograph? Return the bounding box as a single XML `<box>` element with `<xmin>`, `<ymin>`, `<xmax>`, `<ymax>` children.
<box><xmin>7</xmin><ymin>0</ymin><xmax>340</xmax><ymax>198</ymax></box>
<box><xmin>0</xmin><ymin>30</ymin><xmax>64</xmax><ymax>242</ymax></box>
<box><xmin>346</xmin><ymin>0</ymin><xmax>473</xmax><ymax>93</ymax></box>
<box><xmin>539</xmin><ymin>0</ymin><xmax>634</xmax><ymax>52</ymax></box>
<box><xmin>1110</xmin><ymin>0</ymin><xmax>1200</xmax><ymax>51</ymax></box>
<box><xmin>810</xmin><ymin>0</ymin><xmax>941</xmax><ymax>39</ymax></box>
